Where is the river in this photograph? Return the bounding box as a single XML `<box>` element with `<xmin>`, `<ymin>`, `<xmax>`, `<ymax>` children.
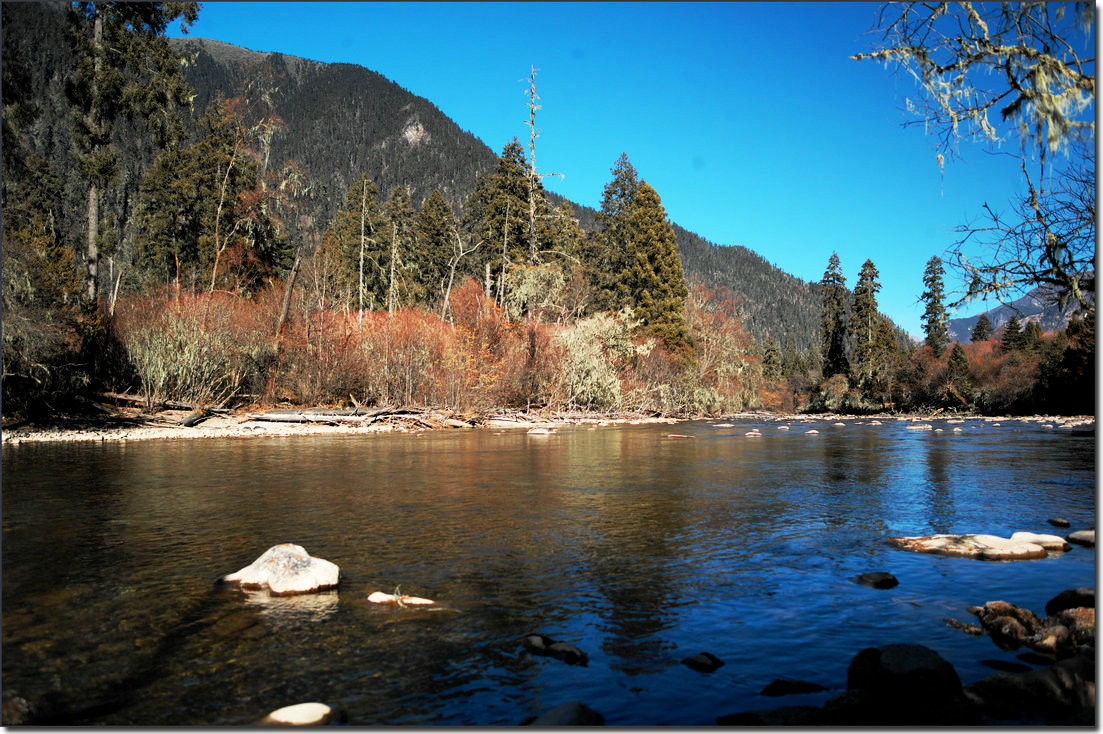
<box><xmin>1</xmin><ymin>417</ymin><xmax>1095</xmax><ymax>724</ymax></box>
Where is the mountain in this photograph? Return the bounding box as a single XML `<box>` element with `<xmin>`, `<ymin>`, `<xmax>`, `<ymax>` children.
<box><xmin>168</xmin><ymin>35</ymin><xmax>837</xmax><ymax>351</ymax></box>
<box><xmin>948</xmin><ymin>285</ymin><xmax>1091</xmax><ymax>342</ymax></box>
<box><xmin>5</xmin><ymin>4</ymin><xmax>878</xmax><ymax>354</ymax></box>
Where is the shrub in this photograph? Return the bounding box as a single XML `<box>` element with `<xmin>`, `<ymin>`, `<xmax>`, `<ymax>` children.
<box><xmin>113</xmin><ymin>291</ymin><xmax>275</xmax><ymax>407</ymax></box>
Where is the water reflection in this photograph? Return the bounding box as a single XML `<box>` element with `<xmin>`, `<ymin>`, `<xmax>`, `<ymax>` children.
<box><xmin>238</xmin><ymin>589</ymin><xmax>340</xmax><ymax>623</ymax></box>
<box><xmin>923</xmin><ymin>435</ymin><xmax>954</xmax><ymax>533</ymax></box>
<box><xmin>1</xmin><ymin>421</ymin><xmax>1095</xmax><ymax>725</ymax></box>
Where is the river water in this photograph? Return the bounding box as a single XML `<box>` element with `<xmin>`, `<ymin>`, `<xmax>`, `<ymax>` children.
<box><xmin>1</xmin><ymin>417</ymin><xmax>1095</xmax><ymax>725</ymax></box>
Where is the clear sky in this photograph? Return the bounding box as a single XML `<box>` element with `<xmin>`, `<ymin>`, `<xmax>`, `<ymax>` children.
<box><xmin>168</xmin><ymin>1</ymin><xmax>1036</xmax><ymax>338</ymax></box>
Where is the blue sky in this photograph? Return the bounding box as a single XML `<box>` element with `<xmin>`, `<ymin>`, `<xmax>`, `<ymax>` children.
<box><xmin>169</xmin><ymin>2</ymin><xmax>1042</xmax><ymax>338</ymax></box>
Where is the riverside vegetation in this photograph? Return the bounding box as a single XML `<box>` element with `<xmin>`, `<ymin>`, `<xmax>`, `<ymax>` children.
<box><xmin>1</xmin><ymin>3</ymin><xmax>1094</xmax><ymax>426</ymax></box>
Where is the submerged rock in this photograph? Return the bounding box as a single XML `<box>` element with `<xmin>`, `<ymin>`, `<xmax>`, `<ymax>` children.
<box><xmin>1047</xmin><ymin>518</ymin><xmax>1071</xmax><ymax>528</ymax></box>
<box><xmin>760</xmin><ymin>678</ymin><xmax>829</xmax><ymax>697</ymax></box>
<box><xmin>681</xmin><ymin>651</ymin><xmax>724</xmax><ymax>673</ymax></box>
<box><xmin>223</xmin><ymin>544</ymin><xmax>340</xmax><ymax>595</ymax></box>
<box><xmin>853</xmin><ymin>571</ymin><xmax>898</xmax><ymax>589</ymax></box>
<box><xmin>887</xmin><ymin>534</ymin><xmax>1048</xmax><ymax>560</ymax></box>
<box><xmin>522</xmin><ymin>633</ymin><xmax>588</xmax><ymax>666</ymax></box>
<box><xmin>943</xmin><ymin>617</ymin><xmax>985</xmax><ymax>636</ymax></box>
<box><xmin>523</xmin><ymin>701</ymin><xmax>604</xmax><ymax>725</ymax></box>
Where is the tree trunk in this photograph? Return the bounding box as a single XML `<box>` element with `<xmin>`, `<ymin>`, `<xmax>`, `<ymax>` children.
<box><xmin>84</xmin><ymin>13</ymin><xmax>102</xmax><ymax>303</ymax></box>
<box><xmin>275</xmin><ymin>245</ymin><xmax>304</xmax><ymax>347</ymax></box>
<box><xmin>358</xmin><ymin>180</ymin><xmax>367</xmax><ymax>325</ymax></box>
<box><xmin>387</xmin><ymin>221</ymin><xmax>397</xmax><ymax>318</ymax></box>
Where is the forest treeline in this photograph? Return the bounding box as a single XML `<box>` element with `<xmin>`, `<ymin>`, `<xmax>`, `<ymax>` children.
<box><xmin>1</xmin><ymin>3</ymin><xmax>1094</xmax><ymax>421</ymax></box>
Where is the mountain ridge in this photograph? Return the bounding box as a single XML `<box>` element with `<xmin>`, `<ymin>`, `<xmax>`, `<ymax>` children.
<box><xmin>168</xmin><ymin>34</ymin><xmax>833</xmax><ymax>351</ymax></box>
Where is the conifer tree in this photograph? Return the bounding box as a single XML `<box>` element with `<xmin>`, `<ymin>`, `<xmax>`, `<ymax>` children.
<box><xmin>869</xmin><ymin>316</ymin><xmax>904</xmax><ymax>405</ymax></box>
<box><xmin>920</xmin><ymin>256</ymin><xmax>949</xmax><ymax>356</ymax></box>
<box><xmin>1021</xmin><ymin>320</ymin><xmax>1044</xmax><ymax>354</ymax></box>
<box><xmin>461</xmin><ymin>139</ymin><xmax>547</xmax><ymax>304</ymax></box>
<box><xmin>970</xmin><ymin>312</ymin><xmax>994</xmax><ymax>342</ymax></box>
<box><xmin>383</xmin><ymin>185</ymin><xmax>416</xmax><ymax>314</ymax></box>
<box><xmin>1000</xmin><ymin>314</ymin><xmax>1024</xmax><ymax>353</ymax></box>
<box><xmin>622</xmin><ymin>181</ymin><xmax>689</xmax><ymax>353</ymax></box>
<box><xmin>762</xmin><ymin>336</ymin><xmax>782</xmax><ymax>380</ymax></box>
<box><xmin>591</xmin><ymin>152</ymin><xmax>640</xmax><ymax>311</ymax></box>
<box><xmin>819</xmin><ymin>252</ymin><xmax>849</xmax><ymax>377</ymax></box>
<box><xmin>850</xmin><ymin>258</ymin><xmax>881</xmax><ymax>389</ymax></box>
<box><xmin>413</xmin><ymin>188</ymin><xmax>457</xmax><ymax>303</ymax></box>
<box><xmin>133</xmin><ymin>99</ymin><xmax>286</xmax><ymax>294</ymax></box>
<box><xmin>320</xmin><ymin>173</ymin><xmax>385</xmax><ymax>311</ymax></box>
<box><xmin>945</xmin><ymin>341</ymin><xmax>972</xmax><ymax>404</ymax></box>
<box><xmin>68</xmin><ymin>2</ymin><xmax>198</xmax><ymax>302</ymax></box>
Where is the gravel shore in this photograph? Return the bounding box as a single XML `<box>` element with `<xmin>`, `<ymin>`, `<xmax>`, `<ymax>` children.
<box><xmin>1</xmin><ymin>410</ymin><xmax>1090</xmax><ymax>445</ymax></box>
<box><xmin>0</xmin><ymin>408</ymin><xmax>683</xmax><ymax>445</ymax></box>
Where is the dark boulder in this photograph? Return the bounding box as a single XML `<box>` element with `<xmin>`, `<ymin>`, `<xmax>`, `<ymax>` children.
<box><xmin>760</xmin><ymin>678</ymin><xmax>829</xmax><ymax>697</ymax></box>
<box><xmin>965</xmin><ymin>655</ymin><xmax>1095</xmax><ymax>724</ymax></box>
<box><xmin>681</xmin><ymin>651</ymin><xmax>724</xmax><ymax>673</ymax></box>
<box><xmin>852</xmin><ymin>571</ymin><xmax>899</xmax><ymax>589</ymax></box>
<box><xmin>1044</xmin><ymin>587</ymin><xmax>1094</xmax><ymax>617</ymax></box>
<box><xmin>1047</xmin><ymin>518</ymin><xmax>1070</xmax><ymax>528</ymax></box>
<box><xmin>833</xmin><ymin>643</ymin><xmax>978</xmax><ymax>725</ymax></box>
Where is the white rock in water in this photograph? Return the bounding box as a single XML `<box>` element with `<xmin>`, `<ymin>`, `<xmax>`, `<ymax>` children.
<box><xmin>259</xmin><ymin>702</ymin><xmax>334</xmax><ymax>725</ymax></box>
<box><xmin>1009</xmin><ymin>531</ymin><xmax>1071</xmax><ymax>551</ymax></box>
<box><xmin>224</xmin><ymin>544</ymin><xmax>340</xmax><ymax>595</ymax></box>
<box><xmin>367</xmin><ymin>590</ymin><xmax>435</xmax><ymax>606</ymax></box>
<box><xmin>889</xmin><ymin>533</ymin><xmax>1048</xmax><ymax>560</ymax></box>
<box><xmin>1068</xmin><ymin>529</ymin><xmax>1095</xmax><ymax>547</ymax></box>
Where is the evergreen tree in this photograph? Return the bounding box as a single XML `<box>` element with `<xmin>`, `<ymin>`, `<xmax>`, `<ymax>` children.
<box><xmin>850</xmin><ymin>258</ymin><xmax>881</xmax><ymax>389</ymax></box>
<box><xmin>762</xmin><ymin>335</ymin><xmax>782</xmax><ymax>380</ymax></box>
<box><xmin>945</xmin><ymin>341</ymin><xmax>972</xmax><ymax>404</ymax></box>
<box><xmin>920</xmin><ymin>255</ymin><xmax>949</xmax><ymax>356</ymax></box>
<box><xmin>622</xmin><ymin>181</ymin><xmax>689</xmax><ymax>353</ymax></box>
<box><xmin>133</xmin><ymin>99</ymin><xmax>286</xmax><ymax>294</ymax></box>
<box><xmin>68</xmin><ymin>1</ymin><xmax>199</xmax><ymax>302</ymax></box>
<box><xmin>947</xmin><ymin>342</ymin><xmax>970</xmax><ymax>380</ymax></box>
<box><xmin>461</xmin><ymin>139</ymin><xmax>548</xmax><ymax>304</ymax></box>
<box><xmin>869</xmin><ymin>316</ymin><xmax>904</xmax><ymax>406</ymax></box>
<box><xmin>819</xmin><ymin>252</ymin><xmax>849</xmax><ymax>377</ymax></box>
<box><xmin>590</xmin><ymin>152</ymin><xmax>640</xmax><ymax>311</ymax></box>
<box><xmin>1021</xmin><ymin>320</ymin><xmax>1044</xmax><ymax>353</ymax></box>
<box><xmin>382</xmin><ymin>185</ymin><xmax>416</xmax><ymax>313</ymax></box>
<box><xmin>1000</xmin><ymin>314</ymin><xmax>1024</xmax><ymax>353</ymax></box>
<box><xmin>319</xmin><ymin>172</ymin><xmax>385</xmax><ymax>310</ymax></box>
<box><xmin>413</xmin><ymin>188</ymin><xmax>457</xmax><ymax>303</ymax></box>
<box><xmin>970</xmin><ymin>312</ymin><xmax>994</xmax><ymax>342</ymax></box>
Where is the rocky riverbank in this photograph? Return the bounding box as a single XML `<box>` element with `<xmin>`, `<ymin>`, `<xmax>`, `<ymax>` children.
<box><xmin>0</xmin><ymin>406</ymin><xmax>682</xmax><ymax>444</ymax></box>
<box><xmin>1</xmin><ymin>406</ymin><xmax>1092</xmax><ymax>445</ymax></box>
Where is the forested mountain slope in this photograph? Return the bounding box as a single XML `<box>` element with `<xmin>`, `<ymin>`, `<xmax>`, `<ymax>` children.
<box><xmin>6</xmin><ymin>3</ymin><xmax>842</xmax><ymax>352</ymax></box>
<box><xmin>170</xmin><ymin>35</ymin><xmax>835</xmax><ymax>350</ymax></box>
